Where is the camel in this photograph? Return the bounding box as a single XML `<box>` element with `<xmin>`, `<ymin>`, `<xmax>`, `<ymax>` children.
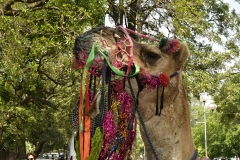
<box><xmin>71</xmin><ymin>26</ymin><xmax>209</xmax><ymax>160</ymax></box>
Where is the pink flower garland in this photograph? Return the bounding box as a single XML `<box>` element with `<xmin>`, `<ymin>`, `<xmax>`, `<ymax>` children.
<box><xmin>110</xmin><ymin>92</ymin><xmax>136</xmax><ymax>160</ymax></box>
<box><xmin>119</xmin><ymin>92</ymin><xmax>132</xmax><ymax>116</ymax></box>
<box><xmin>98</xmin><ymin>91</ymin><xmax>136</xmax><ymax>160</ymax></box>
<box><xmin>113</xmin><ymin>120</ymin><xmax>136</xmax><ymax>160</ymax></box>
<box><xmin>98</xmin><ymin>111</ymin><xmax>116</xmax><ymax>160</ymax></box>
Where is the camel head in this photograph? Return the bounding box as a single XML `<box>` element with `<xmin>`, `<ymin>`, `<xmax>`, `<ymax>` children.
<box><xmin>72</xmin><ymin>26</ymin><xmax>199</xmax><ymax>160</ymax></box>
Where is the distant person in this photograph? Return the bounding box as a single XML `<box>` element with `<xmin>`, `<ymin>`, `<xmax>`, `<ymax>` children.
<box><xmin>27</xmin><ymin>152</ymin><xmax>35</xmax><ymax>160</ymax></box>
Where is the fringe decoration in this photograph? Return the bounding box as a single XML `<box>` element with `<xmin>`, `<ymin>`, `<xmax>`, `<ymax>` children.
<box><xmin>88</xmin><ymin>127</ymin><xmax>103</xmax><ymax>160</ymax></box>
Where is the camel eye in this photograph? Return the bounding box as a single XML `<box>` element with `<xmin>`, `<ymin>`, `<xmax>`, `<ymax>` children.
<box><xmin>146</xmin><ymin>52</ymin><xmax>159</xmax><ymax>59</ymax></box>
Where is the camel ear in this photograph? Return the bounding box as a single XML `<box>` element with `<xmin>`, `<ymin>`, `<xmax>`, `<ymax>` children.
<box><xmin>174</xmin><ymin>43</ymin><xmax>190</xmax><ymax>68</ymax></box>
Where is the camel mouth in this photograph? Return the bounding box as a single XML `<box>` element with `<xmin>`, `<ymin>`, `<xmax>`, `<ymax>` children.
<box><xmin>72</xmin><ymin>26</ymin><xmax>136</xmax><ymax>78</ymax></box>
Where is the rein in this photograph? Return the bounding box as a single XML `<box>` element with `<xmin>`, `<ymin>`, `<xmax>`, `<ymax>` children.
<box><xmin>127</xmin><ymin>77</ymin><xmax>160</xmax><ymax>160</ymax></box>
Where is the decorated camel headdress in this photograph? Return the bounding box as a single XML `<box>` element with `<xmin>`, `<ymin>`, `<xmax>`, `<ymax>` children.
<box><xmin>71</xmin><ymin>25</ymin><xmax>184</xmax><ymax>160</ymax></box>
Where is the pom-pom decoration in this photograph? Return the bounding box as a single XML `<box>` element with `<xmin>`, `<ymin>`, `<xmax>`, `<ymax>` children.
<box><xmin>159</xmin><ymin>37</ymin><xmax>180</xmax><ymax>54</ymax></box>
<box><xmin>159</xmin><ymin>72</ymin><xmax>170</xmax><ymax>87</ymax></box>
<box><xmin>159</xmin><ymin>37</ymin><xmax>168</xmax><ymax>49</ymax></box>
<box><xmin>139</xmin><ymin>71</ymin><xmax>171</xmax><ymax>93</ymax></box>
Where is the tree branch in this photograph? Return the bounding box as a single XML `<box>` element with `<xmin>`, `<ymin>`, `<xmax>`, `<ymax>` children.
<box><xmin>1</xmin><ymin>0</ymin><xmax>52</xmax><ymax>16</ymax></box>
<box><xmin>20</xmin><ymin>95</ymin><xmax>57</xmax><ymax>109</ymax></box>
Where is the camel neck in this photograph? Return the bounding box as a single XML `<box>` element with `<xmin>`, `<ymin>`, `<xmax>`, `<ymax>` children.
<box><xmin>137</xmin><ymin>84</ymin><xmax>196</xmax><ymax>159</ymax></box>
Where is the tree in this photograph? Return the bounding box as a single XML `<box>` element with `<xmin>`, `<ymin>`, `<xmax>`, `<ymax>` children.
<box><xmin>216</xmin><ymin>62</ymin><xmax>240</xmax><ymax>124</ymax></box>
<box><xmin>1</xmin><ymin>0</ymin><xmax>240</xmax><ymax>159</ymax></box>
<box><xmin>192</xmin><ymin>106</ymin><xmax>240</xmax><ymax>158</ymax></box>
<box><xmin>0</xmin><ymin>0</ymin><xmax>107</xmax><ymax>158</ymax></box>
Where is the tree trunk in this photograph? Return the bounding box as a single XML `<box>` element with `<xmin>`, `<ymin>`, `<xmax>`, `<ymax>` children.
<box><xmin>15</xmin><ymin>139</ymin><xmax>26</xmax><ymax>160</ymax></box>
<box><xmin>34</xmin><ymin>141</ymin><xmax>46</xmax><ymax>158</ymax></box>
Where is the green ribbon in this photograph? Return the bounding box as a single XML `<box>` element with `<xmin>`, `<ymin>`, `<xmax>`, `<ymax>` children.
<box><xmin>93</xmin><ymin>42</ymin><xmax>140</xmax><ymax>77</ymax></box>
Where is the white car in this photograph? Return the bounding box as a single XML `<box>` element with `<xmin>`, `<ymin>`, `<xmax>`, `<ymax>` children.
<box><xmin>42</xmin><ymin>152</ymin><xmax>59</xmax><ymax>159</ymax></box>
<box><xmin>213</xmin><ymin>157</ymin><xmax>226</xmax><ymax>160</ymax></box>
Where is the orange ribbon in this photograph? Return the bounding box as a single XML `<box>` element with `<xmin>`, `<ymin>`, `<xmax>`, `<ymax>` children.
<box><xmin>79</xmin><ymin>72</ymin><xmax>91</xmax><ymax>160</ymax></box>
